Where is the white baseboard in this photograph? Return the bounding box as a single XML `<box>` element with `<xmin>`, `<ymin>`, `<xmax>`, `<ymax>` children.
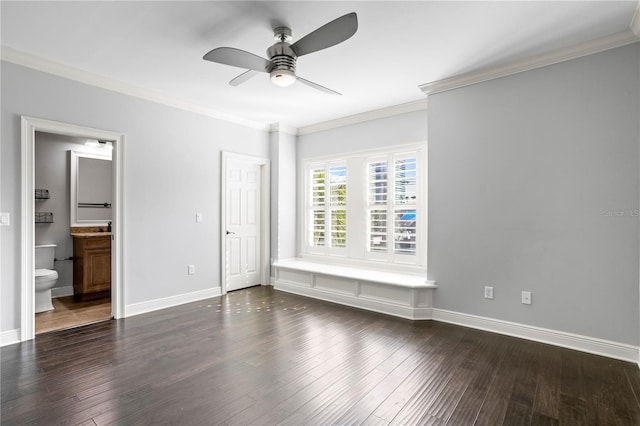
<box><xmin>432</xmin><ymin>308</ymin><xmax>639</xmax><ymax>364</ymax></box>
<box><xmin>124</xmin><ymin>287</ymin><xmax>222</xmax><ymax>318</ymax></box>
<box><xmin>1</xmin><ymin>329</ymin><xmax>21</xmax><ymax>347</ymax></box>
<box><xmin>274</xmin><ymin>280</ymin><xmax>433</xmax><ymax>320</ymax></box>
<box><xmin>52</xmin><ymin>286</ymin><xmax>73</xmax><ymax>298</ymax></box>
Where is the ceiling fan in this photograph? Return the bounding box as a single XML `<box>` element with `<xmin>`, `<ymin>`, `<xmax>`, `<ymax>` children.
<box><xmin>203</xmin><ymin>12</ymin><xmax>358</xmax><ymax>95</ymax></box>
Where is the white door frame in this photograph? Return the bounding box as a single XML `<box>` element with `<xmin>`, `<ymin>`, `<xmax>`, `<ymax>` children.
<box><xmin>21</xmin><ymin>116</ymin><xmax>124</xmax><ymax>341</ymax></box>
<box><xmin>220</xmin><ymin>151</ymin><xmax>270</xmax><ymax>294</ymax></box>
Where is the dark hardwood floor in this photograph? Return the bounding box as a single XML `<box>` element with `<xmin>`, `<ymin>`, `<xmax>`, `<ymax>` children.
<box><xmin>2</xmin><ymin>286</ymin><xmax>639</xmax><ymax>425</ymax></box>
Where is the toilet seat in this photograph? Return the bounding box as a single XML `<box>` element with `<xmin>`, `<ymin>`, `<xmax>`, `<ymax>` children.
<box><xmin>35</xmin><ymin>269</ymin><xmax>58</xmax><ymax>279</ymax></box>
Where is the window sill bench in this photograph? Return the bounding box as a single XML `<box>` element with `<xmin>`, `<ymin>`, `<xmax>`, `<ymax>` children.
<box><xmin>272</xmin><ymin>259</ymin><xmax>436</xmax><ymax>320</ymax></box>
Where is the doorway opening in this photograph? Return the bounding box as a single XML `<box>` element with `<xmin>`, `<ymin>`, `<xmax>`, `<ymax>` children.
<box><xmin>21</xmin><ymin>117</ymin><xmax>124</xmax><ymax>341</ymax></box>
<box><xmin>221</xmin><ymin>152</ymin><xmax>270</xmax><ymax>294</ymax></box>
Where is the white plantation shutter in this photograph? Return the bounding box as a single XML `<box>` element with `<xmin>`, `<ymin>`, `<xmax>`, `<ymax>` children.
<box><xmin>368</xmin><ymin>161</ymin><xmax>388</xmax><ymax>252</ymax></box>
<box><xmin>310</xmin><ymin>168</ymin><xmax>325</xmax><ymax>247</ymax></box>
<box><xmin>304</xmin><ymin>145</ymin><xmax>423</xmax><ymax>267</ymax></box>
<box><xmin>393</xmin><ymin>157</ymin><xmax>417</xmax><ymax>255</ymax></box>
<box><xmin>329</xmin><ymin>165</ymin><xmax>347</xmax><ymax>248</ymax></box>
<box><xmin>307</xmin><ymin>163</ymin><xmax>347</xmax><ymax>252</ymax></box>
<box><xmin>366</xmin><ymin>154</ymin><xmax>418</xmax><ymax>259</ymax></box>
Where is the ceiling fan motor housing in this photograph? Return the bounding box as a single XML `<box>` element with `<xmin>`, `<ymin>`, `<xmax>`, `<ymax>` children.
<box><xmin>268</xmin><ymin>27</ymin><xmax>297</xmax><ymax>86</ymax></box>
<box><xmin>267</xmin><ymin>42</ymin><xmax>297</xmax><ymax>86</ymax></box>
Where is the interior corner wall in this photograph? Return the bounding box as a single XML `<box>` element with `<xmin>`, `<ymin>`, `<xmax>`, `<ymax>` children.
<box><xmin>0</xmin><ymin>61</ymin><xmax>269</xmax><ymax>335</ymax></box>
<box><xmin>427</xmin><ymin>43</ymin><xmax>640</xmax><ymax>345</ymax></box>
<box><xmin>269</xmin><ymin>129</ymin><xmax>297</xmax><ymax>277</ymax></box>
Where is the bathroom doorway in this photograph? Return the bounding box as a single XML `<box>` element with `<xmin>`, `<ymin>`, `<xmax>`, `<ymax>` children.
<box><xmin>21</xmin><ymin>117</ymin><xmax>124</xmax><ymax>341</ymax></box>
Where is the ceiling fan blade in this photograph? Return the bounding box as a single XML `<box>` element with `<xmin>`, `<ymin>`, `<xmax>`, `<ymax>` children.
<box><xmin>229</xmin><ymin>70</ymin><xmax>258</xmax><ymax>86</ymax></box>
<box><xmin>290</xmin><ymin>12</ymin><xmax>358</xmax><ymax>57</ymax></box>
<box><xmin>203</xmin><ymin>47</ymin><xmax>271</xmax><ymax>72</ymax></box>
<box><xmin>297</xmin><ymin>76</ymin><xmax>341</xmax><ymax>95</ymax></box>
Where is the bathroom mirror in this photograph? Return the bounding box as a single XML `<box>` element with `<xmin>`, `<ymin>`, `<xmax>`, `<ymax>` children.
<box><xmin>69</xmin><ymin>150</ymin><xmax>113</xmax><ymax>226</ymax></box>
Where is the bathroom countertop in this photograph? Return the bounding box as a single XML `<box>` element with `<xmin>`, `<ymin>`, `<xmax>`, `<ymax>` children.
<box><xmin>70</xmin><ymin>232</ymin><xmax>112</xmax><ymax>238</ymax></box>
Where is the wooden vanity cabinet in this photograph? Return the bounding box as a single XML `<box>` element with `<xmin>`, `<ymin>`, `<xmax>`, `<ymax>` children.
<box><xmin>72</xmin><ymin>234</ymin><xmax>111</xmax><ymax>301</ymax></box>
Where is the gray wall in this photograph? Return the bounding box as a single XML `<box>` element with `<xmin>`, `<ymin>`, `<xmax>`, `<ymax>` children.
<box><xmin>428</xmin><ymin>43</ymin><xmax>640</xmax><ymax>345</ymax></box>
<box><xmin>297</xmin><ymin>109</ymin><xmax>428</xmax><ymax>160</ymax></box>
<box><xmin>1</xmin><ymin>61</ymin><xmax>269</xmax><ymax>334</ymax></box>
<box><xmin>270</xmin><ymin>129</ymin><xmax>297</xmax><ymax>273</ymax></box>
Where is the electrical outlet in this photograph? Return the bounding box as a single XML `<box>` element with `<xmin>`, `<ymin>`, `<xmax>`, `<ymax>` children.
<box><xmin>0</xmin><ymin>212</ymin><xmax>9</xmax><ymax>226</ymax></box>
<box><xmin>521</xmin><ymin>291</ymin><xmax>531</xmax><ymax>305</ymax></box>
<box><xmin>188</xmin><ymin>265</ymin><xmax>195</xmax><ymax>275</ymax></box>
<box><xmin>484</xmin><ymin>286</ymin><xmax>494</xmax><ymax>299</ymax></box>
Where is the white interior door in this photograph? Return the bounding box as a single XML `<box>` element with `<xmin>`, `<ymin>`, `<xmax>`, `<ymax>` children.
<box><xmin>225</xmin><ymin>156</ymin><xmax>262</xmax><ymax>292</ymax></box>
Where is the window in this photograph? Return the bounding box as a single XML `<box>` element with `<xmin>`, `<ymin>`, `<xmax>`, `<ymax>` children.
<box><xmin>303</xmin><ymin>144</ymin><xmax>425</xmax><ymax>268</ymax></box>
<box><xmin>308</xmin><ymin>163</ymin><xmax>347</xmax><ymax>253</ymax></box>
<box><xmin>367</xmin><ymin>155</ymin><xmax>417</xmax><ymax>257</ymax></box>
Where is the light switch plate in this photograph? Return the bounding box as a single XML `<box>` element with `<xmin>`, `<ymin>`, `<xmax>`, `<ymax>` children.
<box><xmin>484</xmin><ymin>286</ymin><xmax>494</xmax><ymax>299</ymax></box>
<box><xmin>196</xmin><ymin>213</ymin><xmax>203</xmax><ymax>223</ymax></box>
<box><xmin>0</xmin><ymin>212</ymin><xmax>9</xmax><ymax>226</ymax></box>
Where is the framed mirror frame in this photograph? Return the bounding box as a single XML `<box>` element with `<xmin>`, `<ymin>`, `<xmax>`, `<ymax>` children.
<box><xmin>69</xmin><ymin>150</ymin><xmax>113</xmax><ymax>227</ymax></box>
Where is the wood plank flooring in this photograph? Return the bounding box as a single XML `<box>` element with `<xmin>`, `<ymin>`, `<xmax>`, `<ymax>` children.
<box><xmin>2</xmin><ymin>286</ymin><xmax>639</xmax><ymax>425</ymax></box>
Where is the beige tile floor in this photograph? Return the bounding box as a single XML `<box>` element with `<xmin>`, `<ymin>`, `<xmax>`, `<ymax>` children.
<box><xmin>35</xmin><ymin>296</ymin><xmax>112</xmax><ymax>334</ymax></box>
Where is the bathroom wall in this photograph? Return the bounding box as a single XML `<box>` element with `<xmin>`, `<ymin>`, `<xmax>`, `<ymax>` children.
<box><xmin>34</xmin><ymin>132</ymin><xmax>112</xmax><ymax>295</ymax></box>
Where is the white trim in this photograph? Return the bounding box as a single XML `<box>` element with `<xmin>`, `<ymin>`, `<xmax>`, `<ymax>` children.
<box><xmin>124</xmin><ymin>287</ymin><xmax>222</xmax><ymax>318</ymax></box>
<box><xmin>275</xmin><ymin>280</ymin><xmax>434</xmax><ymax>320</ymax></box>
<box><xmin>274</xmin><ymin>259</ymin><xmax>435</xmax><ymax>287</ymax></box>
<box><xmin>1</xmin><ymin>47</ymin><xmax>268</xmax><ymax>131</ymax></box>
<box><xmin>297</xmin><ymin>99</ymin><xmax>428</xmax><ymax>136</ymax></box>
<box><xmin>269</xmin><ymin>122</ymin><xmax>298</xmax><ymax>136</ymax></box>
<box><xmin>21</xmin><ymin>116</ymin><xmax>125</xmax><ymax>342</ymax></box>
<box><xmin>1</xmin><ymin>329</ymin><xmax>21</xmax><ymax>347</ymax></box>
<box><xmin>273</xmin><ymin>259</ymin><xmax>435</xmax><ymax>320</ymax></box>
<box><xmin>432</xmin><ymin>308</ymin><xmax>639</xmax><ymax>364</ymax></box>
<box><xmin>220</xmin><ymin>152</ymin><xmax>271</xmax><ymax>294</ymax></box>
<box><xmin>51</xmin><ymin>286</ymin><xmax>74</xmax><ymax>298</ymax></box>
<box><xmin>419</xmin><ymin>30</ymin><xmax>640</xmax><ymax>96</ymax></box>
<box><xmin>631</xmin><ymin>1</ymin><xmax>640</xmax><ymax>38</ymax></box>
<box><xmin>21</xmin><ymin>118</ymin><xmax>35</xmax><ymax>342</ymax></box>
<box><xmin>69</xmin><ymin>150</ymin><xmax>112</xmax><ymax>227</ymax></box>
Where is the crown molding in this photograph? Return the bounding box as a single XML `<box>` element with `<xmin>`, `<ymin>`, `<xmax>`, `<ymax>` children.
<box><xmin>420</xmin><ymin>30</ymin><xmax>640</xmax><ymax>96</ymax></box>
<box><xmin>269</xmin><ymin>122</ymin><xmax>298</xmax><ymax>136</ymax></box>
<box><xmin>0</xmin><ymin>46</ymin><xmax>270</xmax><ymax>131</ymax></box>
<box><xmin>297</xmin><ymin>98</ymin><xmax>428</xmax><ymax>136</ymax></box>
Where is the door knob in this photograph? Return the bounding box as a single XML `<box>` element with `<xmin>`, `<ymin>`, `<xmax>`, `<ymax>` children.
<box><xmin>226</xmin><ymin>230</ymin><xmax>235</xmax><ymax>235</ymax></box>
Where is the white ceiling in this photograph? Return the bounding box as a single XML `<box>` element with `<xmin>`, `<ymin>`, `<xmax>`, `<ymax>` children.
<box><xmin>1</xmin><ymin>1</ymin><xmax>638</xmax><ymax>129</ymax></box>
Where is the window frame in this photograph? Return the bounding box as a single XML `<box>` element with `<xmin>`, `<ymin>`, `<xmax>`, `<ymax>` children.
<box><xmin>300</xmin><ymin>143</ymin><xmax>427</xmax><ymax>272</ymax></box>
<box><xmin>365</xmin><ymin>152</ymin><xmax>420</xmax><ymax>264</ymax></box>
<box><xmin>305</xmin><ymin>161</ymin><xmax>348</xmax><ymax>257</ymax></box>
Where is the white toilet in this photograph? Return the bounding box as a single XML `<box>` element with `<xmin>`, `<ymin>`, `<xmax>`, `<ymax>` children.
<box><xmin>35</xmin><ymin>244</ymin><xmax>59</xmax><ymax>313</ymax></box>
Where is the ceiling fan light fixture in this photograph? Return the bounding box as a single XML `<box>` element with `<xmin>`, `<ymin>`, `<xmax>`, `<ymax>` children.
<box><xmin>270</xmin><ymin>69</ymin><xmax>296</xmax><ymax>87</ymax></box>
